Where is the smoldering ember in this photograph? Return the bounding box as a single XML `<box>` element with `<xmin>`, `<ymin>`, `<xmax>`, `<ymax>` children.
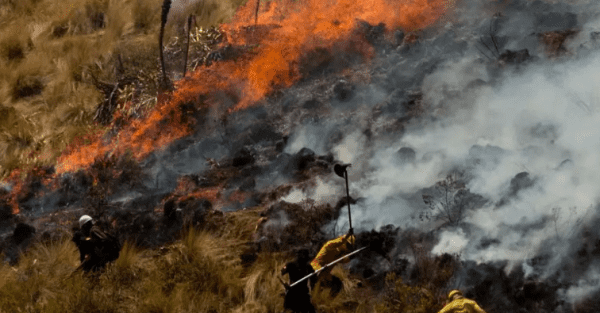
<box><xmin>2</xmin><ymin>0</ymin><xmax>600</xmax><ymax>311</ymax></box>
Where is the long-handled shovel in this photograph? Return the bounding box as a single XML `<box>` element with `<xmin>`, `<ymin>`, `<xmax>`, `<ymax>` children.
<box><xmin>334</xmin><ymin>163</ymin><xmax>353</xmax><ymax>233</ymax></box>
<box><xmin>288</xmin><ymin>246</ymin><xmax>368</xmax><ymax>289</ymax></box>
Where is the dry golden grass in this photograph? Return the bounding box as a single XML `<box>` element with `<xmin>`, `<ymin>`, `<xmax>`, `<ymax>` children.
<box><xmin>0</xmin><ymin>0</ymin><xmax>247</xmax><ymax>178</ymax></box>
<box><xmin>0</xmin><ymin>206</ymin><xmax>457</xmax><ymax>313</ymax></box>
<box><xmin>0</xmin><ymin>217</ymin><xmax>283</xmax><ymax>313</ymax></box>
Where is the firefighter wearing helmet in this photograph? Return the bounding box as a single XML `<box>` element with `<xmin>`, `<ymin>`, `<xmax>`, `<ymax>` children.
<box><xmin>438</xmin><ymin>290</ymin><xmax>487</xmax><ymax>313</ymax></box>
<box><xmin>71</xmin><ymin>215</ymin><xmax>121</xmax><ymax>273</ymax></box>
<box><xmin>310</xmin><ymin>230</ymin><xmax>356</xmax><ymax>297</ymax></box>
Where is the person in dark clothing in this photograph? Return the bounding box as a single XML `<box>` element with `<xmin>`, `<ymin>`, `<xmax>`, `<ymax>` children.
<box><xmin>72</xmin><ymin>215</ymin><xmax>120</xmax><ymax>273</ymax></box>
<box><xmin>281</xmin><ymin>248</ymin><xmax>316</xmax><ymax>313</ymax></box>
<box><xmin>2</xmin><ymin>223</ymin><xmax>36</xmax><ymax>265</ymax></box>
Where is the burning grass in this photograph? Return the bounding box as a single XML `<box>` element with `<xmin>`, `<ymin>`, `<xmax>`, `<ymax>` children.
<box><xmin>161</xmin><ymin>164</ymin><xmax>253</xmax><ymax>213</ymax></box>
<box><xmin>0</xmin><ymin>0</ymin><xmax>247</xmax><ymax>179</ymax></box>
<box><xmin>0</xmin><ymin>0</ymin><xmax>453</xmax><ymax>181</ymax></box>
<box><xmin>208</xmin><ymin>0</ymin><xmax>450</xmax><ymax>111</ymax></box>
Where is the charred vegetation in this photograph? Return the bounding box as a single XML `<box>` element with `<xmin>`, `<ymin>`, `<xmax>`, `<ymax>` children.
<box><xmin>2</xmin><ymin>0</ymin><xmax>600</xmax><ymax>312</ymax></box>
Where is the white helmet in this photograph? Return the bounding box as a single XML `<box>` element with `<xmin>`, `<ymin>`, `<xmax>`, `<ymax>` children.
<box><xmin>79</xmin><ymin>215</ymin><xmax>93</xmax><ymax>228</ymax></box>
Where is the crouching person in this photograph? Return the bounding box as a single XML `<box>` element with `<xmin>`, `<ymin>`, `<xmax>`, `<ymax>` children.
<box><xmin>310</xmin><ymin>230</ymin><xmax>355</xmax><ymax>297</ymax></box>
<box><xmin>438</xmin><ymin>290</ymin><xmax>487</xmax><ymax>313</ymax></box>
<box><xmin>72</xmin><ymin>215</ymin><xmax>121</xmax><ymax>273</ymax></box>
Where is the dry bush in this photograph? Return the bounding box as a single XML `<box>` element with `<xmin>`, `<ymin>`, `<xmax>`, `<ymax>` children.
<box><xmin>12</xmin><ymin>76</ymin><xmax>44</xmax><ymax>100</ymax></box>
<box><xmin>0</xmin><ymin>110</ymin><xmax>54</xmax><ymax>183</ymax></box>
<box><xmin>207</xmin><ymin>206</ymin><xmax>263</xmax><ymax>243</ymax></box>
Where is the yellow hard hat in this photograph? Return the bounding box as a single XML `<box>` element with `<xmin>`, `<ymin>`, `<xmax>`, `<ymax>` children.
<box><xmin>448</xmin><ymin>290</ymin><xmax>462</xmax><ymax>300</ymax></box>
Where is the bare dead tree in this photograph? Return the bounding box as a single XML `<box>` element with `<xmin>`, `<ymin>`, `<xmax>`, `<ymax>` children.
<box><xmin>159</xmin><ymin>0</ymin><xmax>172</xmax><ymax>88</ymax></box>
<box><xmin>161</xmin><ymin>0</ymin><xmax>203</xmax><ymax>81</ymax></box>
<box><xmin>182</xmin><ymin>15</ymin><xmax>196</xmax><ymax>78</ymax></box>
<box><xmin>421</xmin><ymin>173</ymin><xmax>468</xmax><ymax>226</ymax></box>
<box><xmin>476</xmin><ymin>13</ymin><xmax>502</xmax><ymax>60</ymax></box>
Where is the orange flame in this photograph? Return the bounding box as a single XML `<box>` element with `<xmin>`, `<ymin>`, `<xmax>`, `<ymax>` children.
<box><xmin>53</xmin><ymin>0</ymin><xmax>450</xmax><ymax>175</ymax></box>
<box><xmin>168</xmin><ymin>174</ymin><xmax>250</xmax><ymax>210</ymax></box>
<box><xmin>7</xmin><ymin>170</ymin><xmax>23</xmax><ymax>215</ymax></box>
<box><xmin>56</xmin><ymin>90</ymin><xmax>192</xmax><ymax>174</ymax></box>
<box><xmin>183</xmin><ymin>187</ymin><xmax>221</xmax><ymax>203</ymax></box>
<box><xmin>4</xmin><ymin>166</ymin><xmax>55</xmax><ymax>215</ymax></box>
<box><xmin>216</xmin><ymin>0</ymin><xmax>450</xmax><ymax>110</ymax></box>
<box><xmin>172</xmin><ymin>0</ymin><xmax>452</xmax><ymax>112</ymax></box>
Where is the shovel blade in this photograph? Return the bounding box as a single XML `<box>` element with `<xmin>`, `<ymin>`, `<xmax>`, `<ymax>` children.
<box><xmin>334</xmin><ymin>163</ymin><xmax>351</xmax><ymax>178</ymax></box>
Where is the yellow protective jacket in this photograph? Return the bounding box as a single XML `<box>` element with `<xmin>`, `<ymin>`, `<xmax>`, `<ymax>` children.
<box><xmin>310</xmin><ymin>234</ymin><xmax>355</xmax><ymax>272</ymax></box>
<box><xmin>437</xmin><ymin>298</ymin><xmax>487</xmax><ymax>313</ymax></box>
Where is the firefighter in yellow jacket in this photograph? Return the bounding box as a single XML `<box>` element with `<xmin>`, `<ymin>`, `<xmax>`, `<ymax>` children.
<box><xmin>438</xmin><ymin>290</ymin><xmax>487</xmax><ymax>313</ymax></box>
<box><xmin>310</xmin><ymin>231</ymin><xmax>355</xmax><ymax>296</ymax></box>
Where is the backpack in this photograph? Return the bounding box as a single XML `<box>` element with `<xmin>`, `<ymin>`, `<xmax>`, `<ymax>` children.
<box><xmin>100</xmin><ymin>232</ymin><xmax>122</xmax><ymax>262</ymax></box>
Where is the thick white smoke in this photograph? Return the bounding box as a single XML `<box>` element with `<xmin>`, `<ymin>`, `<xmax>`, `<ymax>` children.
<box><xmin>280</xmin><ymin>177</ymin><xmax>342</xmax><ymax>206</ymax></box>
<box><xmin>285</xmin><ymin>123</ymin><xmax>337</xmax><ymax>156</ymax></box>
<box><xmin>283</xmin><ymin>0</ymin><xmax>600</xmax><ymax>292</ymax></box>
<box><xmin>280</xmin><ymin>188</ymin><xmax>306</xmax><ymax>203</ymax></box>
<box><xmin>263</xmin><ymin>210</ymin><xmax>291</xmax><ymax>231</ymax></box>
<box><xmin>432</xmin><ymin>228</ymin><xmax>469</xmax><ymax>255</ymax></box>
<box><xmin>429</xmin><ymin>52</ymin><xmax>600</xmax><ymax>267</ymax></box>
